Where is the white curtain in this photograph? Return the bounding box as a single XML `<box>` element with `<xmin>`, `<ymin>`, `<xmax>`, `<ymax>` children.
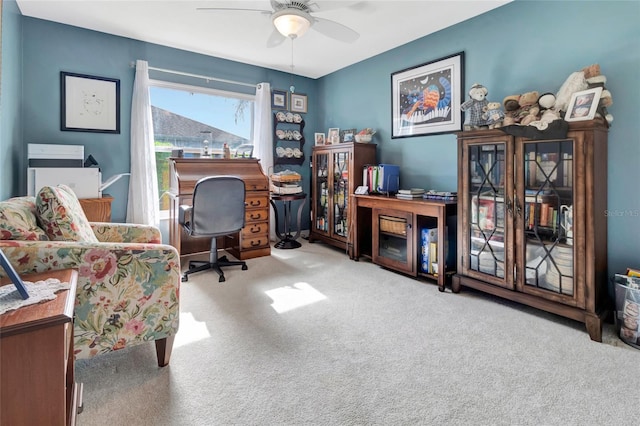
<box><xmin>252</xmin><ymin>82</ymin><xmax>276</xmax><ymax>239</ymax></box>
<box><xmin>252</xmin><ymin>82</ymin><xmax>273</xmax><ymax>175</ymax></box>
<box><xmin>126</xmin><ymin>60</ymin><xmax>159</xmax><ymax>226</ymax></box>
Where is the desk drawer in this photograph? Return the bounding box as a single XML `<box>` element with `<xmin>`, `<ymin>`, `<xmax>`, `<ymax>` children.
<box><xmin>245</xmin><ymin>193</ymin><xmax>269</xmax><ymax>209</ymax></box>
<box><xmin>245</xmin><ymin>208</ymin><xmax>269</xmax><ymax>223</ymax></box>
<box><xmin>239</xmin><ymin>235</ymin><xmax>269</xmax><ymax>250</ymax></box>
<box><xmin>241</xmin><ymin>222</ymin><xmax>269</xmax><ymax>238</ymax></box>
<box><xmin>229</xmin><ymin>231</ymin><xmax>269</xmax><ymax>250</ymax></box>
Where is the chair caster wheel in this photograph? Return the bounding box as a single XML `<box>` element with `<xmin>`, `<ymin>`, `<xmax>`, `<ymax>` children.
<box><xmin>242</xmin><ymin>265</ymin><xmax>248</xmax><ymax>270</ymax></box>
<box><xmin>182</xmin><ymin>275</ymin><xmax>188</xmax><ymax>282</ymax></box>
<box><xmin>219</xmin><ymin>276</ymin><xmax>226</xmax><ymax>283</ymax></box>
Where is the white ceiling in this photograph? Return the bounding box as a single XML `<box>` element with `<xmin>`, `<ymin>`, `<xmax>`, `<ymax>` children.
<box><xmin>17</xmin><ymin>0</ymin><xmax>511</xmax><ymax>79</ymax></box>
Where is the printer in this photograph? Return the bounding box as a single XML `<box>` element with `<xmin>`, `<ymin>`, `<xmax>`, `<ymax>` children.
<box><xmin>27</xmin><ymin>144</ymin><xmax>102</xmax><ymax>199</ymax></box>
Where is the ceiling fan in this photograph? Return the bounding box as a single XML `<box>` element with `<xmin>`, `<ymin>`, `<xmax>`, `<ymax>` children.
<box><xmin>197</xmin><ymin>0</ymin><xmax>360</xmax><ymax>47</ymax></box>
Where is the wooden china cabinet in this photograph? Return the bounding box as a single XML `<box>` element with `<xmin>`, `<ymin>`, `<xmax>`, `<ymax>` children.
<box><xmin>309</xmin><ymin>142</ymin><xmax>376</xmax><ymax>250</ymax></box>
<box><xmin>453</xmin><ymin>119</ymin><xmax>609</xmax><ymax>341</ymax></box>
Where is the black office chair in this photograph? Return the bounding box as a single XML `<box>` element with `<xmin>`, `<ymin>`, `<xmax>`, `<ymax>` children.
<box><xmin>179</xmin><ymin>176</ymin><xmax>248</xmax><ymax>282</ymax></box>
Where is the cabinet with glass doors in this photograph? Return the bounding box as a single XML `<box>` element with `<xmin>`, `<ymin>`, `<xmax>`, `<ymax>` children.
<box><xmin>453</xmin><ymin>119</ymin><xmax>609</xmax><ymax>341</ymax></box>
<box><xmin>309</xmin><ymin>142</ymin><xmax>376</xmax><ymax>251</ymax></box>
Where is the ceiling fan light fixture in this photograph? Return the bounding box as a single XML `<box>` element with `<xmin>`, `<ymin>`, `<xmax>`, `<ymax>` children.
<box><xmin>273</xmin><ymin>9</ymin><xmax>311</xmax><ymax>38</ymax></box>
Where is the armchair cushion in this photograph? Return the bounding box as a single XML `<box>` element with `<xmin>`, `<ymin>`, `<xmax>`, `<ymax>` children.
<box><xmin>36</xmin><ymin>185</ymin><xmax>98</xmax><ymax>243</ymax></box>
<box><xmin>0</xmin><ymin>196</ymin><xmax>49</xmax><ymax>241</ymax></box>
<box><xmin>91</xmin><ymin>222</ymin><xmax>162</xmax><ymax>244</ymax></box>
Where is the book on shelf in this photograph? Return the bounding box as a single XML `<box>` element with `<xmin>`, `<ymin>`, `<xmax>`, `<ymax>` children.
<box><xmin>563</xmin><ymin>153</ymin><xmax>573</xmax><ymax>187</ymax></box>
<box><xmin>397</xmin><ymin>188</ymin><xmax>425</xmax><ymax>199</ymax></box>
<box><xmin>423</xmin><ymin>190</ymin><xmax>457</xmax><ymax>201</ymax></box>
<box><xmin>528</xmin><ymin>151</ymin><xmax>537</xmax><ymax>186</ymax></box>
<box><xmin>429</xmin><ymin>242</ymin><xmax>438</xmax><ymax>275</ymax></box>
<box><xmin>396</xmin><ymin>193</ymin><xmax>423</xmax><ymax>200</ymax></box>
<box><xmin>398</xmin><ymin>188</ymin><xmax>425</xmax><ymax>195</ymax></box>
<box><xmin>421</xmin><ymin>228</ymin><xmax>437</xmax><ymax>274</ymax></box>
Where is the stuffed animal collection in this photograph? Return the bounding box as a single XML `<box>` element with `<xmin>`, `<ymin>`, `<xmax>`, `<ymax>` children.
<box><xmin>462</xmin><ymin>63</ymin><xmax>614</xmax><ymax>133</ymax></box>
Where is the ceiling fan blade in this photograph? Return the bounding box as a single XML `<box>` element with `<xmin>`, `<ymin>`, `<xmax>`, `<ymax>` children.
<box><xmin>267</xmin><ymin>28</ymin><xmax>287</xmax><ymax>48</ymax></box>
<box><xmin>196</xmin><ymin>7</ymin><xmax>271</xmax><ymax>13</ymax></box>
<box><xmin>308</xmin><ymin>1</ymin><xmax>362</xmax><ymax>12</ymax></box>
<box><xmin>311</xmin><ymin>17</ymin><xmax>359</xmax><ymax>43</ymax></box>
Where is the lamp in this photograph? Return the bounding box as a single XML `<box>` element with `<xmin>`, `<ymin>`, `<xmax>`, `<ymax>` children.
<box><xmin>272</xmin><ymin>9</ymin><xmax>311</xmax><ymax>39</ymax></box>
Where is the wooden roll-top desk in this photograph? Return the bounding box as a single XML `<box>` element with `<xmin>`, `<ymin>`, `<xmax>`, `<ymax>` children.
<box><xmin>168</xmin><ymin>157</ymin><xmax>271</xmax><ymax>260</ymax></box>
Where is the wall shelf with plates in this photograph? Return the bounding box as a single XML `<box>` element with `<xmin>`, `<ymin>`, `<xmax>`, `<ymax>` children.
<box><xmin>274</xmin><ymin>111</ymin><xmax>305</xmax><ymax>166</ymax></box>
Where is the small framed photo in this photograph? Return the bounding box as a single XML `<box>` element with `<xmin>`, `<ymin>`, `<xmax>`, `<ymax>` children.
<box><xmin>314</xmin><ymin>132</ymin><xmax>326</xmax><ymax>146</ymax></box>
<box><xmin>0</xmin><ymin>249</ymin><xmax>29</xmax><ymax>299</ymax></box>
<box><xmin>271</xmin><ymin>89</ymin><xmax>288</xmax><ymax>110</ymax></box>
<box><xmin>340</xmin><ymin>128</ymin><xmax>356</xmax><ymax>143</ymax></box>
<box><xmin>61</xmin><ymin>71</ymin><xmax>120</xmax><ymax>133</ymax></box>
<box><xmin>565</xmin><ymin>87</ymin><xmax>602</xmax><ymax>122</ymax></box>
<box><xmin>327</xmin><ymin>128</ymin><xmax>340</xmax><ymax>145</ymax></box>
<box><xmin>291</xmin><ymin>93</ymin><xmax>308</xmax><ymax>113</ymax></box>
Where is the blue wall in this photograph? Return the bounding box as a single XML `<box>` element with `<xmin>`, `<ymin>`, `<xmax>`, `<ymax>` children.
<box><xmin>318</xmin><ymin>0</ymin><xmax>640</xmax><ymax>275</ymax></box>
<box><xmin>0</xmin><ymin>0</ymin><xmax>23</xmax><ymax>200</ymax></box>
<box><xmin>2</xmin><ymin>1</ymin><xmax>639</xmax><ymax>276</ymax></box>
<box><xmin>17</xmin><ymin>16</ymin><xmax>316</xmax><ymax>227</ymax></box>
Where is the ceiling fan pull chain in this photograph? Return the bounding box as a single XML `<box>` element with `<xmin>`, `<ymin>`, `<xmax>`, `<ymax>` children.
<box><xmin>290</xmin><ymin>37</ymin><xmax>296</xmax><ymax>94</ymax></box>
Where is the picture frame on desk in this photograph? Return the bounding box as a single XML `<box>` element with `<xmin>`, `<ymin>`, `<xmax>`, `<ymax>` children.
<box><xmin>0</xmin><ymin>249</ymin><xmax>29</xmax><ymax>299</ymax></box>
<box><xmin>328</xmin><ymin>128</ymin><xmax>340</xmax><ymax>145</ymax></box>
<box><xmin>314</xmin><ymin>132</ymin><xmax>326</xmax><ymax>146</ymax></box>
<box><xmin>391</xmin><ymin>51</ymin><xmax>464</xmax><ymax>138</ymax></box>
<box><xmin>341</xmin><ymin>129</ymin><xmax>356</xmax><ymax>143</ymax></box>
<box><xmin>60</xmin><ymin>71</ymin><xmax>121</xmax><ymax>133</ymax></box>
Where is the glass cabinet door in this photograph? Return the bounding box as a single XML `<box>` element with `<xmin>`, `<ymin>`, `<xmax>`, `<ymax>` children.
<box><xmin>519</xmin><ymin>140</ymin><xmax>576</xmax><ymax>300</ymax></box>
<box><xmin>332</xmin><ymin>151</ymin><xmax>349</xmax><ymax>239</ymax></box>
<box><xmin>466</xmin><ymin>142</ymin><xmax>511</xmax><ymax>287</ymax></box>
<box><xmin>313</xmin><ymin>151</ymin><xmax>329</xmax><ymax>234</ymax></box>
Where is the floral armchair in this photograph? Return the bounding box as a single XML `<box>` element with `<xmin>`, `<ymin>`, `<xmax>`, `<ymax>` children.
<box><xmin>0</xmin><ymin>186</ymin><xmax>180</xmax><ymax>367</ymax></box>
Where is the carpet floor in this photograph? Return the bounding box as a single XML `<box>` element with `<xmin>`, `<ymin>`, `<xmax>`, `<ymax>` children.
<box><xmin>76</xmin><ymin>240</ymin><xmax>639</xmax><ymax>425</ymax></box>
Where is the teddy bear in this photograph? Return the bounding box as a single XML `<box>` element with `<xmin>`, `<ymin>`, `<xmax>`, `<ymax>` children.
<box><xmin>502</xmin><ymin>91</ymin><xmax>540</xmax><ymax>126</ymax></box>
<box><xmin>460</xmin><ymin>83</ymin><xmax>489</xmax><ymax>130</ymax></box>
<box><xmin>482</xmin><ymin>101</ymin><xmax>504</xmax><ymax>129</ymax></box>
<box><xmin>528</xmin><ymin>92</ymin><xmax>561</xmax><ymax>130</ymax></box>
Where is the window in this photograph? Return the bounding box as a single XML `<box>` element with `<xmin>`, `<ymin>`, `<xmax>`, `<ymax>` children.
<box><xmin>149</xmin><ymin>81</ymin><xmax>254</xmax><ymax>211</ymax></box>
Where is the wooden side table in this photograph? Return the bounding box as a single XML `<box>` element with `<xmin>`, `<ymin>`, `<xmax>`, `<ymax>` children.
<box><xmin>1</xmin><ymin>269</ymin><xmax>81</xmax><ymax>425</ymax></box>
<box><xmin>270</xmin><ymin>192</ymin><xmax>307</xmax><ymax>249</ymax></box>
<box><xmin>79</xmin><ymin>194</ymin><xmax>113</xmax><ymax>222</ymax></box>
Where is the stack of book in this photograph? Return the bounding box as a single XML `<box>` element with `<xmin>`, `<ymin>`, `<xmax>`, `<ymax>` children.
<box><xmin>270</xmin><ymin>170</ymin><xmax>302</xmax><ymax>194</ymax></box>
<box><xmin>395</xmin><ymin>188</ymin><xmax>425</xmax><ymax>200</ymax></box>
<box><xmin>423</xmin><ymin>190</ymin><xmax>457</xmax><ymax>201</ymax></box>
